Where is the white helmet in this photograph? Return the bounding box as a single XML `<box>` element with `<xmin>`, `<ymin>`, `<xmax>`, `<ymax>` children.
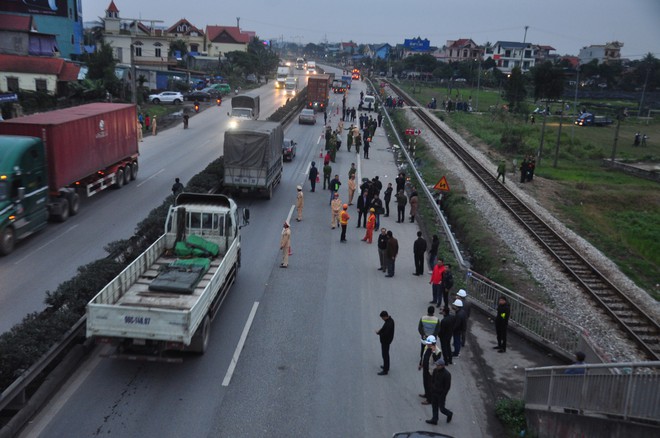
<box><xmin>452</xmin><ymin>299</ymin><xmax>464</xmax><ymax>307</ymax></box>
<box><xmin>457</xmin><ymin>289</ymin><xmax>467</xmax><ymax>298</ymax></box>
<box><xmin>424</xmin><ymin>335</ymin><xmax>437</xmax><ymax>344</ymax></box>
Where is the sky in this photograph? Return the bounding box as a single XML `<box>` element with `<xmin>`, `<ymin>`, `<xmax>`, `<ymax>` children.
<box><xmin>84</xmin><ymin>0</ymin><xmax>660</xmax><ymax>60</ymax></box>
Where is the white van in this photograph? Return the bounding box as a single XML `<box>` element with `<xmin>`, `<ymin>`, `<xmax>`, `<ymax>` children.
<box><xmin>361</xmin><ymin>95</ymin><xmax>376</xmax><ymax>112</ymax></box>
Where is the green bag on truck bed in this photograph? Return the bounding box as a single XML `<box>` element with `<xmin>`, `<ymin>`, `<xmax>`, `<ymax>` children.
<box><xmin>170</xmin><ymin>258</ymin><xmax>211</xmax><ymax>272</ymax></box>
<box><xmin>186</xmin><ymin>234</ymin><xmax>219</xmax><ymax>257</ymax></box>
<box><xmin>149</xmin><ymin>259</ymin><xmax>210</xmax><ymax>294</ymax></box>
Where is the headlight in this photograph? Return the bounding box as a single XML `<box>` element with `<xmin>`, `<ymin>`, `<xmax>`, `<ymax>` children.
<box><xmin>228</xmin><ymin>120</ymin><xmax>238</xmax><ymax>129</ymax></box>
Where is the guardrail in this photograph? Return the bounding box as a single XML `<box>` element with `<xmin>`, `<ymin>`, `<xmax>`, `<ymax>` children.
<box><xmin>524</xmin><ymin>361</ymin><xmax>660</xmax><ymax>423</ymax></box>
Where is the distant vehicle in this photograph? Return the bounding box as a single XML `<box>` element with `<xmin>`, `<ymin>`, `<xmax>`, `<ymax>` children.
<box><xmin>246</xmin><ymin>73</ymin><xmax>257</xmax><ymax>83</ymax></box>
<box><xmin>200</xmin><ymin>87</ymin><xmax>224</xmax><ymax>99</ymax></box>
<box><xmin>352</xmin><ymin>68</ymin><xmax>360</xmax><ymax>80</ymax></box>
<box><xmin>208</xmin><ymin>83</ymin><xmax>232</xmax><ymax>95</ymax></box>
<box><xmin>307</xmin><ymin>61</ymin><xmax>316</xmax><ymax>75</ymax></box>
<box><xmin>341</xmin><ymin>74</ymin><xmax>352</xmax><ymax>89</ymax></box>
<box><xmin>230</xmin><ymin>92</ymin><xmax>260</xmax><ymax>121</ymax></box>
<box><xmin>184</xmin><ymin>90</ymin><xmax>211</xmax><ymax>102</ymax></box>
<box><xmin>360</xmin><ymin>95</ymin><xmax>376</xmax><ymax>111</ymax></box>
<box><xmin>298</xmin><ymin>108</ymin><xmax>316</xmax><ymax>125</ymax></box>
<box><xmin>296</xmin><ymin>57</ymin><xmax>305</xmax><ymax>70</ymax></box>
<box><xmin>575</xmin><ymin>113</ymin><xmax>613</xmax><ymax>127</ymax></box>
<box><xmin>306</xmin><ymin>74</ymin><xmax>330</xmax><ymax>112</ymax></box>
<box><xmin>597</xmin><ymin>83</ymin><xmax>608</xmax><ymax>89</ymax></box>
<box><xmin>282</xmin><ymin>138</ymin><xmax>297</xmax><ymax>161</ymax></box>
<box><xmin>276</xmin><ymin>66</ymin><xmax>292</xmax><ymax>88</ymax></box>
<box><xmin>332</xmin><ymin>79</ymin><xmax>346</xmax><ymax>94</ymax></box>
<box><xmin>148</xmin><ymin>91</ymin><xmax>183</xmax><ymax>105</ymax></box>
<box><xmin>284</xmin><ymin>77</ymin><xmax>298</xmax><ymax>95</ymax></box>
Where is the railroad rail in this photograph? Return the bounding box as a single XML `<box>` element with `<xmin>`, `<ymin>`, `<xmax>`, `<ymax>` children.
<box><xmin>385</xmin><ymin>81</ymin><xmax>660</xmax><ymax>361</ymax></box>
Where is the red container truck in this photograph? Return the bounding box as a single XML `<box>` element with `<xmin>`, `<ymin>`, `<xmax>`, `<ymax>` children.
<box><xmin>0</xmin><ymin>103</ymin><xmax>139</xmax><ymax>255</ymax></box>
<box><xmin>306</xmin><ymin>74</ymin><xmax>330</xmax><ymax>112</ymax></box>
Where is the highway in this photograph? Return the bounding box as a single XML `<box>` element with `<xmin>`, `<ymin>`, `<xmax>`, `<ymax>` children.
<box><xmin>16</xmin><ymin>67</ymin><xmax>490</xmax><ymax>437</ymax></box>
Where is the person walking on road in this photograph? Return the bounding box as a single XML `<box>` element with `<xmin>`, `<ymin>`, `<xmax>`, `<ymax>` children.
<box><xmin>408</xmin><ymin>188</ymin><xmax>419</xmax><ymax>223</ymax></box>
<box><xmin>362</xmin><ymin>208</ymin><xmax>376</xmax><ymax>243</ymax></box>
<box><xmin>383</xmin><ymin>183</ymin><xmax>393</xmax><ymax>217</ymax></box>
<box><xmin>329</xmin><ymin>174</ymin><xmax>341</xmax><ymax>204</ymax></box>
<box><xmin>413</xmin><ymin>231</ymin><xmax>427</xmax><ymax>276</ymax></box>
<box><xmin>430</xmin><ymin>260</ymin><xmax>446</xmax><ymax>307</ymax></box>
<box><xmin>395</xmin><ymin>190</ymin><xmax>407</xmax><ymax>223</ymax></box>
<box><xmin>418</xmin><ymin>306</ymin><xmax>440</xmax><ymax>362</ymax></box>
<box><xmin>295</xmin><ymin>186</ymin><xmax>304</xmax><ymax>221</ymax></box>
<box><xmin>151</xmin><ymin>115</ymin><xmax>158</xmax><ymax>136</ymax></box>
<box><xmin>347</xmin><ymin>174</ymin><xmax>357</xmax><ymax>205</ymax></box>
<box><xmin>377</xmin><ymin>228</ymin><xmax>388</xmax><ymax>271</ymax></box>
<box><xmin>496</xmin><ymin>160</ymin><xmax>506</xmax><ymax>183</ymax></box>
<box><xmin>308</xmin><ymin>161</ymin><xmax>319</xmax><ymax>192</ymax></box>
<box><xmin>426</xmin><ymin>358</ymin><xmax>453</xmax><ymax>425</ymax></box>
<box><xmin>494</xmin><ymin>296</ymin><xmax>510</xmax><ymax>352</ymax></box>
<box><xmin>451</xmin><ymin>299</ymin><xmax>466</xmax><ymax>358</ymax></box>
<box><xmin>323</xmin><ymin>163</ymin><xmax>332</xmax><ymax>190</ymax></box>
<box><xmin>339</xmin><ymin>204</ymin><xmax>350</xmax><ymax>242</ymax></box>
<box><xmin>376</xmin><ymin>311</ymin><xmax>395</xmax><ymax>375</ymax></box>
<box><xmin>330</xmin><ymin>193</ymin><xmax>342</xmax><ymax>229</ymax></box>
<box><xmin>419</xmin><ymin>336</ymin><xmax>440</xmax><ymax>405</ymax></box>
<box><xmin>385</xmin><ymin>230</ymin><xmax>398</xmax><ymax>277</ymax></box>
<box><xmin>456</xmin><ymin>289</ymin><xmax>471</xmax><ymax>346</ymax></box>
<box><xmin>439</xmin><ymin>308</ymin><xmax>455</xmax><ymax>364</ymax></box>
<box><xmin>171</xmin><ymin>178</ymin><xmax>184</xmax><ymax>196</ymax></box>
<box><xmin>279</xmin><ymin>221</ymin><xmax>291</xmax><ymax>268</ymax></box>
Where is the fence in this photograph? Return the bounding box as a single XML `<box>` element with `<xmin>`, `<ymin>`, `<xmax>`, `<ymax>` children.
<box><xmin>524</xmin><ymin>362</ymin><xmax>660</xmax><ymax>423</ymax></box>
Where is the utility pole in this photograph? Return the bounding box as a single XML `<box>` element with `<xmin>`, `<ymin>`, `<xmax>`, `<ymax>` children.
<box><xmin>611</xmin><ymin>113</ymin><xmax>622</xmax><ymax>162</ymax></box>
<box><xmin>520</xmin><ymin>25</ymin><xmax>529</xmax><ymax>70</ymax></box>
<box><xmin>130</xmin><ymin>43</ymin><xmax>137</xmax><ymax>104</ymax></box>
<box><xmin>538</xmin><ymin>100</ymin><xmax>547</xmax><ymax>166</ymax></box>
<box><xmin>638</xmin><ymin>65</ymin><xmax>650</xmax><ymax>117</ymax></box>
<box><xmin>553</xmin><ymin>102</ymin><xmax>564</xmax><ymax>168</ymax></box>
<box><xmin>571</xmin><ymin>65</ymin><xmax>580</xmax><ymax>141</ymax></box>
<box><xmin>236</xmin><ymin>17</ymin><xmax>240</xmax><ymax>29</ymax></box>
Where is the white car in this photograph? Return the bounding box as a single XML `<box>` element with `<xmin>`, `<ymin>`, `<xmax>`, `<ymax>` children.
<box><xmin>148</xmin><ymin>91</ymin><xmax>184</xmax><ymax>105</ymax></box>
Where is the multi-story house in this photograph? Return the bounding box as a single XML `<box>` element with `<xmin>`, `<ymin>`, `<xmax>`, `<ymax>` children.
<box><xmin>578</xmin><ymin>41</ymin><xmax>623</xmax><ymax>65</ymax></box>
<box><xmin>204</xmin><ymin>26</ymin><xmax>250</xmax><ymax>59</ymax></box>
<box><xmin>439</xmin><ymin>38</ymin><xmax>481</xmax><ymax>63</ymax></box>
<box><xmin>485</xmin><ymin>41</ymin><xmax>536</xmax><ymax>73</ymax></box>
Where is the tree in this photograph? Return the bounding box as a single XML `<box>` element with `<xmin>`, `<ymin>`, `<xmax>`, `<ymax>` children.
<box><xmin>531</xmin><ymin>61</ymin><xmax>564</xmax><ymax>102</ymax></box>
<box><xmin>169</xmin><ymin>39</ymin><xmax>188</xmax><ymax>58</ymax></box>
<box><xmin>401</xmin><ymin>54</ymin><xmax>438</xmax><ymax>73</ymax></box>
<box><xmin>503</xmin><ymin>67</ymin><xmax>526</xmax><ymax>112</ymax></box>
<box><xmin>84</xmin><ymin>42</ymin><xmax>120</xmax><ymax>96</ymax></box>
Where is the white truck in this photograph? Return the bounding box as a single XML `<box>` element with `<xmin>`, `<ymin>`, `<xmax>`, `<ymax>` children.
<box><xmin>307</xmin><ymin>61</ymin><xmax>316</xmax><ymax>75</ymax></box>
<box><xmin>275</xmin><ymin>66</ymin><xmax>291</xmax><ymax>89</ymax></box>
<box><xmin>284</xmin><ymin>76</ymin><xmax>298</xmax><ymax>95</ymax></box>
<box><xmin>86</xmin><ymin>193</ymin><xmax>249</xmax><ymax>361</ymax></box>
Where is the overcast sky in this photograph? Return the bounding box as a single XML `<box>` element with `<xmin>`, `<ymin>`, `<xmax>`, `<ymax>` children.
<box><xmin>85</xmin><ymin>0</ymin><xmax>660</xmax><ymax>60</ymax></box>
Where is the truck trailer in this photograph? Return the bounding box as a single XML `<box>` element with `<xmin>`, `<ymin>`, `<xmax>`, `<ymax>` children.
<box><xmin>0</xmin><ymin>103</ymin><xmax>139</xmax><ymax>255</ymax></box>
<box><xmin>229</xmin><ymin>93</ymin><xmax>260</xmax><ymax>121</ymax></box>
<box><xmin>307</xmin><ymin>74</ymin><xmax>330</xmax><ymax>112</ymax></box>
<box><xmin>86</xmin><ymin>193</ymin><xmax>249</xmax><ymax>361</ymax></box>
<box><xmin>223</xmin><ymin>120</ymin><xmax>283</xmax><ymax>199</ymax></box>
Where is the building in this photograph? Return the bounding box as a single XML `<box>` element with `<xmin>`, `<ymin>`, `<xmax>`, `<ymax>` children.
<box><xmin>578</xmin><ymin>41</ymin><xmax>623</xmax><ymax>65</ymax></box>
<box><xmin>485</xmin><ymin>41</ymin><xmax>537</xmax><ymax>73</ymax></box>
<box><xmin>0</xmin><ymin>14</ymin><xmax>58</xmax><ymax>57</ymax></box>
<box><xmin>166</xmin><ymin>19</ymin><xmax>205</xmax><ymax>57</ymax></box>
<box><xmin>204</xmin><ymin>25</ymin><xmax>250</xmax><ymax>59</ymax></box>
<box><xmin>439</xmin><ymin>39</ymin><xmax>481</xmax><ymax>63</ymax></box>
<box><xmin>0</xmin><ymin>0</ymin><xmax>83</xmax><ymax>59</ymax></box>
<box><xmin>0</xmin><ymin>53</ymin><xmax>80</xmax><ymax>95</ymax></box>
<box><xmin>101</xmin><ymin>1</ymin><xmax>171</xmax><ymax>71</ymax></box>
<box><xmin>399</xmin><ymin>37</ymin><xmax>434</xmax><ymax>58</ymax></box>
<box><xmin>364</xmin><ymin>43</ymin><xmax>392</xmax><ymax>60</ymax></box>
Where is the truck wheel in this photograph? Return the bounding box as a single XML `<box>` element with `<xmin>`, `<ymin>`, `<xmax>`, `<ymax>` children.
<box><xmin>266</xmin><ymin>184</ymin><xmax>273</xmax><ymax>200</ymax></box>
<box><xmin>68</xmin><ymin>193</ymin><xmax>80</xmax><ymax>216</ymax></box>
<box><xmin>56</xmin><ymin>198</ymin><xmax>69</xmax><ymax>222</ymax></box>
<box><xmin>190</xmin><ymin>315</ymin><xmax>210</xmax><ymax>354</ymax></box>
<box><xmin>123</xmin><ymin>165</ymin><xmax>132</xmax><ymax>185</ymax></box>
<box><xmin>130</xmin><ymin>162</ymin><xmax>138</xmax><ymax>180</ymax></box>
<box><xmin>114</xmin><ymin>169</ymin><xmax>124</xmax><ymax>189</ymax></box>
<box><xmin>0</xmin><ymin>227</ymin><xmax>15</xmax><ymax>255</ymax></box>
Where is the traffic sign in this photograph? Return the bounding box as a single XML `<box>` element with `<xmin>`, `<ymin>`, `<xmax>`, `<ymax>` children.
<box><xmin>405</xmin><ymin>128</ymin><xmax>422</xmax><ymax>136</ymax></box>
<box><xmin>433</xmin><ymin>176</ymin><xmax>450</xmax><ymax>192</ymax></box>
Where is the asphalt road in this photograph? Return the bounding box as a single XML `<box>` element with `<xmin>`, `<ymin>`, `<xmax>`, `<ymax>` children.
<box><xmin>18</xmin><ymin>67</ymin><xmax>496</xmax><ymax>437</ymax></box>
<box><xmin>0</xmin><ymin>81</ymin><xmax>288</xmax><ymax>333</ymax></box>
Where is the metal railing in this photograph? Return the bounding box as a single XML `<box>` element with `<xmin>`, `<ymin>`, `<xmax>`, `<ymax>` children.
<box><xmin>524</xmin><ymin>362</ymin><xmax>660</xmax><ymax>423</ymax></box>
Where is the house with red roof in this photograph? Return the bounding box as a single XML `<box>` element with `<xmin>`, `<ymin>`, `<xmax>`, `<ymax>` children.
<box><xmin>437</xmin><ymin>39</ymin><xmax>481</xmax><ymax>63</ymax></box>
<box><xmin>204</xmin><ymin>25</ymin><xmax>251</xmax><ymax>59</ymax></box>
<box><xmin>0</xmin><ymin>53</ymin><xmax>80</xmax><ymax>95</ymax></box>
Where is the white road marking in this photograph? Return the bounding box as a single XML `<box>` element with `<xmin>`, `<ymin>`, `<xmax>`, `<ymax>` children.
<box><xmin>222</xmin><ymin>301</ymin><xmax>260</xmax><ymax>387</ymax></box>
<box><xmin>286</xmin><ymin>204</ymin><xmax>295</xmax><ymax>224</ymax></box>
<box><xmin>136</xmin><ymin>168</ymin><xmax>165</xmax><ymax>187</ymax></box>
<box><xmin>14</xmin><ymin>224</ymin><xmax>79</xmax><ymax>265</ymax></box>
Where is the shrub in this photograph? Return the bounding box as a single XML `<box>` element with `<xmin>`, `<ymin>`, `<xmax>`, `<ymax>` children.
<box><xmin>495</xmin><ymin>398</ymin><xmax>527</xmax><ymax>437</ymax></box>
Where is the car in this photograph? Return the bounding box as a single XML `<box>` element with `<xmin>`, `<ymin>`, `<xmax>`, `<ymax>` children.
<box><xmin>246</xmin><ymin>74</ymin><xmax>257</xmax><ymax>83</ymax></box>
<box><xmin>209</xmin><ymin>83</ymin><xmax>232</xmax><ymax>95</ymax></box>
<box><xmin>282</xmin><ymin>138</ymin><xmax>297</xmax><ymax>161</ymax></box>
<box><xmin>200</xmin><ymin>87</ymin><xmax>224</xmax><ymax>99</ymax></box>
<box><xmin>184</xmin><ymin>90</ymin><xmax>211</xmax><ymax>102</ymax></box>
<box><xmin>148</xmin><ymin>91</ymin><xmax>183</xmax><ymax>105</ymax></box>
<box><xmin>360</xmin><ymin>95</ymin><xmax>376</xmax><ymax>111</ymax></box>
<box><xmin>298</xmin><ymin>108</ymin><xmax>316</xmax><ymax>125</ymax></box>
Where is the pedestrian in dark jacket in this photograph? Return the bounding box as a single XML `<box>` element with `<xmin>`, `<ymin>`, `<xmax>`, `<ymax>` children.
<box><xmin>385</xmin><ymin>231</ymin><xmax>398</xmax><ymax>277</ymax></box>
<box><xmin>376</xmin><ymin>311</ymin><xmax>395</xmax><ymax>375</ymax></box>
<box><xmin>494</xmin><ymin>296</ymin><xmax>510</xmax><ymax>352</ymax></box>
<box><xmin>356</xmin><ymin>189</ymin><xmax>370</xmax><ymax>228</ymax></box>
<box><xmin>395</xmin><ymin>172</ymin><xmax>406</xmax><ymax>193</ymax></box>
<box><xmin>451</xmin><ymin>299</ymin><xmax>466</xmax><ymax>357</ymax></box>
<box><xmin>418</xmin><ymin>336</ymin><xmax>440</xmax><ymax>404</ymax></box>
<box><xmin>383</xmin><ymin>183</ymin><xmax>393</xmax><ymax>217</ymax></box>
<box><xmin>377</xmin><ymin>228</ymin><xmax>388</xmax><ymax>271</ymax></box>
<box><xmin>418</xmin><ymin>306</ymin><xmax>440</xmax><ymax>361</ymax></box>
<box><xmin>395</xmin><ymin>190</ymin><xmax>407</xmax><ymax>223</ymax></box>
<box><xmin>456</xmin><ymin>289</ymin><xmax>470</xmax><ymax>346</ymax></box>
<box><xmin>439</xmin><ymin>308</ymin><xmax>455</xmax><ymax>364</ymax></box>
<box><xmin>171</xmin><ymin>178</ymin><xmax>184</xmax><ymax>196</ymax></box>
<box><xmin>413</xmin><ymin>231</ymin><xmax>427</xmax><ymax>276</ymax></box>
<box><xmin>308</xmin><ymin>161</ymin><xmax>319</xmax><ymax>192</ymax></box>
<box><xmin>426</xmin><ymin>359</ymin><xmax>453</xmax><ymax>425</ymax></box>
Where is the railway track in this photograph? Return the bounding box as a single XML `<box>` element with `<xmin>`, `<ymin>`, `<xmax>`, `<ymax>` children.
<box><xmin>386</xmin><ymin>82</ymin><xmax>660</xmax><ymax>361</ymax></box>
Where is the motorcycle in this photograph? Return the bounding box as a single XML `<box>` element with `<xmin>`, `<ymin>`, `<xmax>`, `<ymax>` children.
<box><xmin>194</xmin><ymin>101</ymin><xmax>200</xmax><ymax>113</ymax></box>
<box><xmin>216</xmin><ymin>97</ymin><xmax>222</xmax><ymax>106</ymax></box>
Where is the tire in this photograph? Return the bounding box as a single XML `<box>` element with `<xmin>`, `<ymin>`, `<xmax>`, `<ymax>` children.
<box><xmin>266</xmin><ymin>184</ymin><xmax>273</xmax><ymax>200</ymax></box>
<box><xmin>173</xmin><ymin>99</ymin><xmax>181</xmax><ymax>105</ymax></box>
<box><xmin>68</xmin><ymin>193</ymin><xmax>80</xmax><ymax>216</ymax></box>
<box><xmin>152</xmin><ymin>98</ymin><xmax>160</xmax><ymax>104</ymax></box>
<box><xmin>0</xmin><ymin>227</ymin><xmax>15</xmax><ymax>256</ymax></box>
<box><xmin>114</xmin><ymin>169</ymin><xmax>124</xmax><ymax>189</ymax></box>
<box><xmin>190</xmin><ymin>315</ymin><xmax>210</xmax><ymax>354</ymax></box>
<box><xmin>56</xmin><ymin>198</ymin><xmax>69</xmax><ymax>222</ymax></box>
<box><xmin>130</xmin><ymin>162</ymin><xmax>138</xmax><ymax>180</ymax></box>
<box><xmin>123</xmin><ymin>165</ymin><xmax>132</xmax><ymax>185</ymax></box>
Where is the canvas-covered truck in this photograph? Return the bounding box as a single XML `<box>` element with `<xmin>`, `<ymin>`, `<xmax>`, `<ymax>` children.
<box><xmin>229</xmin><ymin>92</ymin><xmax>260</xmax><ymax>121</ymax></box>
<box><xmin>341</xmin><ymin>74</ymin><xmax>352</xmax><ymax>89</ymax></box>
<box><xmin>0</xmin><ymin>103</ymin><xmax>139</xmax><ymax>255</ymax></box>
<box><xmin>307</xmin><ymin>74</ymin><xmax>330</xmax><ymax>112</ymax></box>
<box><xmin>574</xmin><ymin>113</ymin><xmax>613</xmax><ymax>126</ymax></box>
<box><xmin>86</xmin><ymin>193</ymin><xmax>249</xmax><ymax>361</ymax></box>
<box><xmin>223</xmin><ymin>120</ymin><xmax>283</xmax><ymax>199</ymax></box>
<box><xmin>275</xmin><ymin>66</ymin><xmax>292</xmax><ymax>89</ymax></box>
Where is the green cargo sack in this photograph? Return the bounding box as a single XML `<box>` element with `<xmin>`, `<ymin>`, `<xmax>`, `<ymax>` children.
<box><xmin>186</xmin><ymin>234</ymin><xmax>219</xmax><ymax>257</ymax></box>
<box><xmin>171</xmin><ymin>258</ymin><xmax>211</xmax><ymax>273</ymax></box>
<box><xmin>174</xmin><ymin>241</ymin><xmax>193</xmax><ymax>257</ymax></box>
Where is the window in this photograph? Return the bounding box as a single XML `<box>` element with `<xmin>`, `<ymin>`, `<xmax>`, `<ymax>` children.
<box><xmin>155</xmin><ymin>47</ymin><xmax>161</xmax><ymax>57</ymax></box>
<box><xmin>115</xmin><ymin>47</ymin><xmax>122</xmax><ymax>61</ymax></box>
<box><xmin>7</xmin><ymin>77</ymin><xmax>18</xmax><ymax>92</ymax></box>
<box><xmin>135</xmin><ymin>46</ymin><xmax>142</xmax><ymax>56</ymax></box>
<box><xmin>35</xmin><ymin>79</ymin><xmax>47</xmax><ymax>92</ymax></box>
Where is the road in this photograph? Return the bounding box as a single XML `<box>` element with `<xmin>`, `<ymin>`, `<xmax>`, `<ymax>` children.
<box><xmin>18</xmin><ymin>67</ymin><xmax>491</xmax><ymax>437</ymax></box>
<box><xmin>0</xmin><ymin>82</ymin><xmax>288</xmax><ymax>333</ymax></box>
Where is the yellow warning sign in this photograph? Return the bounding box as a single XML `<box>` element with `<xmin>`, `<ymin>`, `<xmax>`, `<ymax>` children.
<box><xmin>433</xmin><ymin>176</ymin><xmax>450</xmax><ymax>192</ymax></box>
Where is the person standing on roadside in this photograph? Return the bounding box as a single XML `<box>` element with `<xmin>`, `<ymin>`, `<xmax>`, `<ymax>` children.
<box><xmin>377</xmin><ymin>228</ymin><xmax>388</xmax><ymax>271</ymax></box>
<box><xmin>395</xmin><ymin>190</ymin><xmax>407</xmax><ymax>223</ymax></box>
<box><xmin>145</xmin><ymin>114</ymin><xmax>151</xmax><ymax>132</ymax></box>
<box><xmin>409</xmin><ymin>188</ymin><xmax>419</xmax><ymax>223</ymax></box>
<box><xmin>323</xmin><ymin>162</ymin><xmax>332</xmax><ymax>190</ymax></box>
<box><xmin>356</xmin><ymin>189</ymin><xmax>370</xmax><ymax>228</ymax></box>
<box><xmin>418</xmin><ymin>306</ymin><xmax>440</xmax><ymax>362</ymax></box>
<box><xmin>441</xmin><ymin>264</ymin><xmax>454</xmax><ymax>309</ymax></box>
<box><xmin>279</xmin><ymin>221</ymin><xmax>291</xmax><ymax>268</ymax></box>
<box><xmin>330</xmin><ymin>193</ymin><xmax>342</xmax><ymax>229</ymax></box>
<box><xmin>339</xmin><ymin>204</ymin><xmax>350</xmax><ymax>242</ymax></box>
<box><xmin>347</xmin><ymin>174</ymin><xmax>357</xmax><ymax>205</ymax></box>
<box><xmin>362</xmin><ymin>208</ymin><xmax>376</xmax><ymax>243</ymax></box>
<box><xmin>376</xmin><ymin>311</ymin><xmax>395</xmax><ymax>375</ymax></box>
<box><xmin>385</xmin><ymin>230</ymin><xmax>398</xmax><ymax>277</ymax></box>
<box><xmin>451</xmin><ymin>299</ymin><xmax>466</xmax><ymax>358</ymax></box>
<box><xmin>418</xmin><ymin>336</ymin><xmax>440</xmax><ymax>405</ymax></box>
<box><xmin>439</xmin><ymin>307</ymin><xmax>455</xmax><ymax>364</ymax></box>
<box><xmin>395</xmin><ymin>172</ymin><xmax>406</xmax><ymax>193</ymax></box>
<box><xmin>413</xmin><ymin>231</ymin><xmax>427</xmax><ymax>276</ymax></box>
<box><xmin>430</xmin><ymin>259</ymin><xmax>445</xmax><ymax>307</ymax></box>
<box><xmin>370</xmin><ymin>193</ymin><xmax>383</xmax><ymax>229</ymax></box>
<box><xmin>494</xmin><ymin>296</ymin><xmax>510</xmax><ymax>352</ymax></box>
<box><xmin>329</xmin><ymin>174</ymin><xmax>341</xmax><ymax>204</ymax></box>
<box><xmin>383</xmin><ymin>183</ymin><xmax>393</xmax><ymax>217</ymax></box>
<box><xmin>426</xmin><ymin>358</ymin><xmax>453</xmax><ymax>425</ymax></box>
<box><xmin>295</xmin><ymin>186</ymin><xmax>304</xmax><ymax>222</ymax></box>
<box><xmin>151</xmin><ymin>115</ymin><xmax>158</xmax><ymax>135</ymax></box>
<box><xmin>308</xmin><ymin>161</ymin><xmax>319</xmax><ymax>192</ymax></box>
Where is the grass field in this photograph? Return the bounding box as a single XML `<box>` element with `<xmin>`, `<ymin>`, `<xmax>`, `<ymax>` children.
<box><xmin>396</xmin><ymin>82</ymin><xmax>659</xmax><ymax>298</ymax></box>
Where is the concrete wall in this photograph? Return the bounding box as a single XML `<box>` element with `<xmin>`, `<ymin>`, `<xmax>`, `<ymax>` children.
<box><xmin>526</xmin><ymin>409</ymin><xmax>660</xmax><ymax>438</ymax></box>
<box><xmin>0</xmin><ymin>72</ymin><xmax>56</xmax><ymax>94</ymax></box>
